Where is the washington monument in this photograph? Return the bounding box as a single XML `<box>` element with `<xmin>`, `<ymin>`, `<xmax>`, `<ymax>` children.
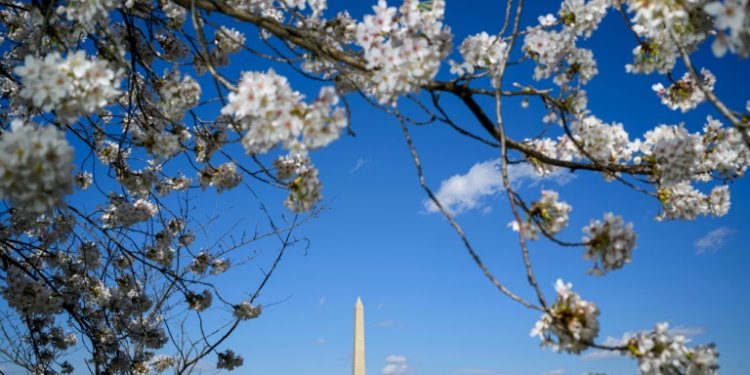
<box><xmin>353</xmin><ymin>297</ymin><xmax>365</xmax><ymax>375</ymax></box>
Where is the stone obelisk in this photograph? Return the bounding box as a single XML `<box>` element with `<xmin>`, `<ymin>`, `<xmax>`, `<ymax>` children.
<box><xmin>353</xmin><ymin>297</ymin><xmax>365</xmax><ymax>375</ymax></box>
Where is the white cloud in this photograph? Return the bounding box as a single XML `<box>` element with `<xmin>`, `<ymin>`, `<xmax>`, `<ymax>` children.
<box><xmin>382</xmin><ymin>355</ymin><xmax>411</xmax><ymax>375</ymax></box>
<box><xmin>424</xmin><ymin>160</ymin><xmax>574</xmax><ymax>215</ymax></box>
<box><xmin>350</xmin><ymin>157</ymin><xmax>371</xmax><ymax>173</ymax></box>
<box><xmin>376</xmin><ymin>320</ymin><xmax>395</xmax><ymax>328</ymax></box>
<box><xmin>315</xmin><ymin>338</ymin><xmax>326</xmax><ymax>345</ymax></box>
<box><xmin>456</xmin><ymin>369</ymin><xmax>519</xmax><ymax>375</ymax></box>
<box><xmin>695</xmin><ymin>227</ymin><xmax>735</xmax><ymax>254</ymax></box>
<box><xmin>670</xmin><ymin>325</ymin><xmax>704</xmax><ymax>338</ymax></box>
<box><xmin>377</xmin><ymin>303</ymin><xmax>385</xmax><ymax>309</ymax></box>
<box><xmin>320</xmin><ymin>296</ymin><xmax>326</xmax><ymax>305</ymax></box>
<box><xmin>583</xmin><ymin>326</ymin><xmax>703</xmax><ymax>360</ymax></box>
<box><xmin>457</xmin><ymin>369</ymin><xmax>496</xmax><ymax>374</ymax></box>
<box><xmin>541</xmin><ymin>369</ymin><xmax>565</xmax><ymax>375</ymax></box>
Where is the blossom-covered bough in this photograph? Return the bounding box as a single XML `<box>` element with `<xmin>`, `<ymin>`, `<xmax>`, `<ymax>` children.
<box><xmin>0</xmin><ymin>0</ymin><xmax>747</xmax><ymax>373</ymax></box>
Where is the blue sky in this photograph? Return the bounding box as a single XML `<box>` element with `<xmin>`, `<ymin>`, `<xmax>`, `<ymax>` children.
<box><xmin>2</xmin><ymin>1</ymin><xmax>750</xmax><ymax>375</ymax></box>
<box><xmin>212</xmin><ymin>1</ymin><xmax>750</xmax><ymax>375</ymax></box>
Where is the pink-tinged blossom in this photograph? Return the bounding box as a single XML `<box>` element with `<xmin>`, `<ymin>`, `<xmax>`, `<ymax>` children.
<box><xmin>222</xmin><ymin>69</ymin><xmax>346</xmax><ymax>155</ymax></box>
<box><xmin>355</xmin><ymin>0</ymin><xmax>452</xmax><ymax>103</ymax></box>
<box><xmin>640</xmin><ymin>124</ymin><xmax>703</xmax><ymax>186</ymax></box>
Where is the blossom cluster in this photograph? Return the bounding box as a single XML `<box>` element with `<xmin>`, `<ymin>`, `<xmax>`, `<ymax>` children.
<box><xmin>530</xmin><ymin>279</ymin><xmax>599</xmax><ymax>353</ymax></box>
<box><xmin>186</xmin><ymin>289</ymin><xmax>213</xmax><ymax>312</ymax></box>
<box><xmin>274</xmin><ymin>154</ymin><xmax>323</xmax><ymax>212</ymax></box>
<box><xmin>156</xmin><ymin>72</ymin><xmax>201</xmax><ymax>123</ymax></box>
<box><xmin>2</xmin><ymin>265</ymin><xmax>64</xmax><ymax>317</ymax></box>
<box><xmin>657</xmin><ymin>183</ymin><xmax>730</xmax><ymax>220</ymax></box>
<box><xmin>510</xmin><ymin>190</ymin><xmax>571</xmax><ymax>240</ymax></box>
<box><xmin>705</xmin><ymin>0</ymin><xmax>750</xmax><ymax>57</ymax></box>
<box><xmin>625</xmin><ymin>323</ymin><xmax>719</xmax><ymax>375</ymax></box>
<box><xmin>559</xmin><ymin>115</ymin><xmax>633</xmax><ymax>165</ymax></box>
<box><xmin>188</xmin><ymin>251</ymin><xmax>230</xmax><ymax>275</ymax></box>
<box><xmin>652</xmin><ymin>69</ymin><xmax>716</xmax><ymax>112</ymax></box>
<box><xmin>523</xmin><ymin>0</ymin><xmax>607</xmax><ymax>88</ymax></box>
<box><xmin>524</xmin><ymin>114</ymin><xmax>746</xmax><ymax>223</ymax></box>
<box><xmin>57</xmin><ymin>0</ymin><xmax>117</xmax><ymax>27</ymax></box>
<box><xmin>217</xmin><ymin>349</ymin><xmax>244</xmax><ymax>371</ymax></box>
<box><xmin>222</xmin><ymin>69</ymin><xmax>347</xmax><ymax>155</ymax></box>
<box><xmin>355</xmin><ymin>0</ymin><xmax>452</xmax><ymax>103</ymax></box>
<box><xmin>639</xmin><ymin>124</ymin><xmax>704</xmax><ymax>186</ymax></box>
<box><xmin>198</xmin><ymin>163</ymin><xmax>242</xmax><ymax>192</ymax></box>
<box><xmin>101</xmin><ymin>195</ymin><xmax>159</xmax><ymax>228</ymax></box>
<box><xmin>214</xmin><ymin>27</ymin><xmax>246</xmax><ymax>59</ymax></box>
<box><xmin>233</xmin><ymin>301</ymin><xmax>262</xmax><ymax>320</ymax></box>
<box><xmin>450</xmin><ymin>32</ymin><xmax>508</xmax><ymax>87</ymax></box>
<box><xmin>0</xmin><ymin>120</ymin><xmax>74</xmax><ymax>213</ymax></box>
<box><xmin>701</xmin><ymin>116</ymin><xmax>750</xmax><ymax>177</ymax></box>
<box><xmin>582</xmin><ymin>213</ymin><xmax>637</xmax><ymax>275</ymax></box>
<box><xmin>14</xmin><ymin>51</ymin><xmax>121</xmax><ymax>122</ymax></box>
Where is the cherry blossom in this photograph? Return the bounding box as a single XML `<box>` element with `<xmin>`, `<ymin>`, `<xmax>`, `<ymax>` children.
<box><xmin>530</xmin><ymin>279</ymin><xmax>600</xmax><ymax>353</ymax></box>
<box><xmin>0</xmin><ymin>120</ymin><xmax>74</xmax><ymax>214</ymax></box>
<box><xmin>582</xmin><ymin>213</ymin><xmax>636</xmax><ymax>275</ymax></box>
<box><xmin>652</xmin><ymin>69</ymin><xmax>716</xmax><ymax>112</ymax></box>
<box><xmin>14</xmin><ymin>51</ymin><xmax>121</xmax><ymax>122</ymax></box>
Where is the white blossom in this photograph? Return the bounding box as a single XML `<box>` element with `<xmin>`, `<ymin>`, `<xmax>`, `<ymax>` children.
<box><xmin>705</xmin><ymin>0</ymin><xmax>750</xmax><ymax>57</ymax></box>
<box><xmin>14</xmin><ymin>52</ymin><xmax>121</xmax><ymax>122</ymax></box>
<box><xmin>451</xmin><ymin>32</ymin><xmax>508</xmax><ymax>87</ymax></box>
<box><xmin>157</xmin><ymin>72</ymin><xmax>201</xmax><ymax>122</ymax></box>
<box><xmin>215</xmin><ymin>27</ymin><xmax>246</xmax><ymax>55</ymax></box>
<box><xmin>530</xmin><ymin>279</ymin><xmax>599</xmax><ymax>353</ymax></box>
<box><xmin>564</xmin><ymin>115</ymin><xmax>633</xmax><ymax>164</ymax></box>
<box><xmin>355</xmin><ymin>0</ymin><xmax>452</xmax><ymax>103</ymax></box>
<box><xmin>101</xmin><ymin>196</ymin><xmax>158</xmax><ymax>228</ymax></box>
<box><xmin>652</xmin><ymin>69</ymin><xmax>716</xmax><ymax>112</ymax></box>
<box><xmin>233</xmin><ymin>301</ymin><xmax>262</xmax><ymax>320</ymax></box>
<box><xmin>2</xmin><ymin>265</ymin><xmax>64</xmax><ymax>317</ymax></box>
<box><xmin>640</xmin><ymin>124</ymin><xmax>703</xmax><ymax>186</ymax></box>
<box><xmin>0</xmin><ymin>120</ymin><xmax>74</xmax><ymax>213</ymax></box>
<box><xmin>510</xmin><ymin>190</ymin><xmax>571</xmax><ymax>240</ymax></box>
<box><xmin>701</xmin><ymin>116</ymin><xmax>750</xmax><ymax>178</ymax></box>
<box><xmin>57</xmin><ymin>0</ymin><xmax>117</xmax><ymax>26</ymax></box>
<box><xmin>626</xmin><ymin>322</ymin><xmax>719</xmax><ymax>375</ymax></box>
<box><xmin>274</xmin><ymin>154</ymin><xmax>323</xmax><ymax>212</ymax></box>
<box><xmin>222</xmin><ymin>69</ymin><xmax>346</xmax><ymax>155</ymax></box>
<box><xmin>582</xmin><ymin>213</ymin><xmax>636</xmax><ymax>275</ymax></box>
<box><xmin>198</xmin><ymin>163</ymin><xmax>242</xmax><ymax>192</ymax></box>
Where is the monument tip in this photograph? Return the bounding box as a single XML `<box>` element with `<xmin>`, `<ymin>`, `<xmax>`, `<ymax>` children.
<box><xmin>355</xmin><ymin>296</ymin><xmax>363</xmax><ymax>306</ymax></box>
